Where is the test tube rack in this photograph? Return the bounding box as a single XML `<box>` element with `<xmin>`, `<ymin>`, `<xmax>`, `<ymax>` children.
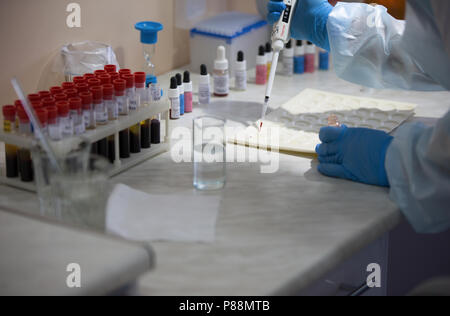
<box><xmin>0</xmin><ymin>99</ymin><xmax>171</xmax><ymax>192</ymax></box>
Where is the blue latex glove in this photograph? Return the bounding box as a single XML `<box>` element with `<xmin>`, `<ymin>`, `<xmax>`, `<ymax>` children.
<box><xmin>315</xmin><ymin>126</ymin><xmax>394</xmax><ymax>187</ymax></box>
<box><xmin>267</xmin><ymin>0</ymin><xmax>333</xmax><ymax>51</ymax></box>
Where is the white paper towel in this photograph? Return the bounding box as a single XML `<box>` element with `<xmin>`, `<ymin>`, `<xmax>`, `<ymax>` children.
<box><xmin>106</xmin><ymin>184</ymin><xmax>221</xmax><ymax>243</ymax></box>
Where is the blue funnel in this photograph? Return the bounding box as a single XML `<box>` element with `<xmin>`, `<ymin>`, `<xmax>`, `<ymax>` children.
<box><xmin>135</xmin><ymin>21</ymin><xmax>163</xmax><ymax>45</ymax></box>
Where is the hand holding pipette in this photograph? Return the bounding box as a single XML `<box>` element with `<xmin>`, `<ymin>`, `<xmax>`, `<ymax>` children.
<box><xmin>260</xmin><ymin>0</ymin><xmax>298</xmax><ymax>130</ymax></box>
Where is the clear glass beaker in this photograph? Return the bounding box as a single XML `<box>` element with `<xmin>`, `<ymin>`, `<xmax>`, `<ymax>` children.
<box><xmin>193</xmin><ymin>116</ymin><xmax>226</xmax><ymax>191</ymax></box>
<box><xmin>32</xmin><ymin>138</ymin><xmax>111</xmax><ymax>231</ymax></box>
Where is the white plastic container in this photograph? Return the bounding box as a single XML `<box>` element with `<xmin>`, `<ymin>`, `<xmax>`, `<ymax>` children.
<box><xmin>190</xmin><ymin>12</ymin><xmax>269</xmax><ymax>76</ymax></box>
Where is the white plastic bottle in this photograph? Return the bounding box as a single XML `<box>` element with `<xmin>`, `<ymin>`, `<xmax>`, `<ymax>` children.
<box><xmin>198</xmin><ymin>64</ymin><xmax>211</xmax><ymax>105</ymax></box>
<box><xmin>235</xmin><ymin>51</ymin><xmax>247</xmax><ymax>91</ymax></box>
<box><xmin>213</xmin><ymin>46</ymin><xmax>229</xmax><ymax>97</ymax></box>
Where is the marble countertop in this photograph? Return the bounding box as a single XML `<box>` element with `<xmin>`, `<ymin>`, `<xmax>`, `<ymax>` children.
<box><xmin>0</xmin><ymin>68</ymin><xmax>449</xmax><ymax>295</ymax></box>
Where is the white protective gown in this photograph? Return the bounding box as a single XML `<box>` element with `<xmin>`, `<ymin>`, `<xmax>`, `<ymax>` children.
<box><xmin>327</xmin><ymin>0</ymin><xmax>450</xmax><ymax>233</ymax></box>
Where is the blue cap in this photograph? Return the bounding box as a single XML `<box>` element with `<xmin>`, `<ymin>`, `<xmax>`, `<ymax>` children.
<box><xmin>135</xmin><ymin>21</ymin><xmax>163</xmax><ymax>44</ymax></box>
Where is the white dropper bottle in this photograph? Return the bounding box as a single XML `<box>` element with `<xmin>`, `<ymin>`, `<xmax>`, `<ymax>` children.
<box><xmin>213</xmin><ymin>46</ymin><xmax>229</xmax><ymax>97</ymax></box>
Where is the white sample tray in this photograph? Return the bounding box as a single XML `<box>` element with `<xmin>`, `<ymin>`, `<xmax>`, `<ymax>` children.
<box><xmin>0</xmin><ymin>99</ymin><xmax>171</xmax><ymax>192</ymax></box>
<box><xmin>230</xmin><ymin>89</ymin><xmax>416</xmax><ymax>154</ymax></box>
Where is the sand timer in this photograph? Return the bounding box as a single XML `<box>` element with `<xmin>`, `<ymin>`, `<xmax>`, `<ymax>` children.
<box><xmin>135</xmin><ymin>21</ymin><xmax>163</xmax><ymax>86</ymax></box>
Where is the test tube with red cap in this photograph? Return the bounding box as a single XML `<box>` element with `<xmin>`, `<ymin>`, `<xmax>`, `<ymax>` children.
<box><xmin>54</xmin><ymin>93</ymin><xmax>68</xmax><ymax>102</ymax></box>
<box><xmin>102</xmin><ymin>84</ymin><xmax>117</xmax><ymax>121</ymax></box>
<box><xmin>90</xmin><ymin>86</ymin><xmax>107</xmax><ymax>125</ymax></box>
<box><xmin>35</xmin><ymin>108</ymin><xmax>48</xmax><ymax>136</ymax></box>
<box><xmin>2</xmin><ymin>105</ymin><xmax>19</xmax><ymax>178</ymax></box>
<box><xmin>56</xmin><ymin>101</ymin><xmax>72</xmax><ymax>138</ymax></box>
<box><xmin>79</xmin><ymin>92</ymin><xmax>95</xmax><ymax>130</ymax></box>
<box><xmin>73</xmin><ymin>76</ymin><xmax>86</xmax><ymax>85</ymax></box>
<box><xmin>64</xmin><ymin>89</ymin><xmax>78</xmax><ymax>99</ymax></box>
<box><xmin>39</xmin><ymin>91</ymin><xmax>52</xmax><ymax>100</ymax></box>
<box><xmin>119</xmin><ymin>69</ymin><xmax>131</xmax><ymax>77</ymax></box>
<box><xmin>104</xmin><ymin>65</ymin><xmax>117</xmax><ymax>73</ymax></box>
<box><xmin>50</xmin><ymin>86</ymin><xmax>63</xmax><ymax>96</ymax></box>
<box><xmin>123</xmin><ymin>74</ymin><xmax>137</xmax><ymax>111</ymax></box>
<box><xmin>87</xmin><ymin>78</ymin><xmax>101</xmax><ymax>88</ymax></box>
<box><xmin>28</xmin><ymin>94</ymin><xmax>41</xmax><ymax>103</ymax></box>
<box><xmin>99</xmin><ymin>74</ymin><xmax>111</xmax><ymax>85</ymax></box>
<box><xmin>42</xmin><ymin>97</ymin><xmax>56</xmax><ymax>108</ymax></box>
<box><xmin>62</xmin><ymin>82</ymin><xmax>76</xmax><ymax>90</ymax></box>
<box><xmin>114</xmin><ymin>79</ymin><xmax>127</xmax><ymax>116</ymax></box>
<box><xmin>47</xmin><ymin>106</ymin><xmax>62</xmax><ymax>141</ymax></box>
<box><xmin>109</xmin><ymin>72</ymin><xmax>120</xmax><ymax>82</ymax></box>
<box><xmin>69</xmin><ymin>97</ymin><xmax>84</xmax><ymax>135</ymax></box>
<box><xmin>94</xmin><ymin>70</ymin><xmax>107</xmax><ymax>77</ymax></box>
<box><xmin>84</xmin><ymin>73</ymin><xmax>95</xmax><ymax>81</ymax></box>
<box><xmin>17</xmin><ymin>106</ymin><xmax>31</xmax><ymax>135</ymax></box>
<box><xmin>76</xmin><ymin>83</ymin><xmax>89</xmax><ymax>93</ymax></box>
<box><xmin>134</xmin><ymin>72</ymin><xmax>147</xmax><ymax>107</ymax></box>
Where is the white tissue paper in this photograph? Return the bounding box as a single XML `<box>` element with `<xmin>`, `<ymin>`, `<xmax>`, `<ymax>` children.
<box><xmin>106</xmin><ymin>184</ymin><xmax>221</xmax><ymax>243</ymax></box>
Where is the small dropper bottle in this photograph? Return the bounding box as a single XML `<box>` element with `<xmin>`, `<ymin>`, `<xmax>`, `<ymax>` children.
<box><xmin>213</xmin><ymin>46</ymin><xmax>229</xmax><ymax>97</ymax></box>
<box><xmin>176</xmin><ymin>73</ymin><xmax>185</xmax><ymax>116</ymax></box>
<box><xmin>283</xmin><ymin>39</ymin><xmax>294</xmax><ymax>76</ymax></box>
<box><xmin>169</xmin><ymin>77</ymin><xmax>180</xmax><ymax>120</ymax></box>
<box><xmin>265</xmin><ymin>42</ymin><xmax>273</xmax><ymax>80</ymax></box>
<box><xmin>235</xmin><ymin>51</ymin><xmax>247</xmax><ymax>91</ymax></box>
<box><xmin>198</xmin><ymin>64</ymin><xmax>210</xmax><ymax>105</ymax></box>
<box><xmin>256</xmin><ymin>45</ymin><xmax>268</xmax><ymax>85</ymax></box>
<box><xmin>183</xmin><ymin>71</ymin><xmax>193</xmax><ymax>113</ymax></box>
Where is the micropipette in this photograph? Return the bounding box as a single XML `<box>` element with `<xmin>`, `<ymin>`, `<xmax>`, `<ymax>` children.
<box><xmin>261</xmin><ymin>0</ymin><xmax>298</xmax><ymax>129</ymax></box>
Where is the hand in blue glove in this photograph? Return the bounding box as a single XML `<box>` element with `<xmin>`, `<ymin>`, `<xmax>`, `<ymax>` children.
<box><xmin>315</xmin><ymin>126</ymin><xmax>394</xmax><ymax>187</ymax></box>
<box><xmin>267</xmin><ymin>0</ymin><xmax>333</xmax><ymax>51</ymax></box>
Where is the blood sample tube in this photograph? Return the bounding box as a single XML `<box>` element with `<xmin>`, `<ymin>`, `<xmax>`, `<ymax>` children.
<box><xmin>56</xmin><ymin>101</ymin><xmax>72</xmax><ymax>138</ymax></box>
<box><xmin>39</xmin><ymin>91</ymin><xmax>51</xmax><ymax>100</ymax></box>
<box><xmin>64</xmin><ymin>89</ymin><xmax>78</xmax><ymax>99</ymax></box>
<box><xmin>123</xmin><ymin>74</ymin><xmax>137</xmax><ymax>111</ymax></box>
<box><xmin>28</xmin><ymin>94</ymin><xmax>41</xmax><ymax>103</ymax></box>
<box><xmin>2</xmin><ymin>105</ymin><xmax>19</xmax><ymax>178</ymax></box>
<box><xmin>47</xmin><ymin>106</ymin><xmax>62</xmax><ymax>141</ymax></box>
<box><xmin>94</xmin><ymin>69</ymin><xmax>107</xmax><ymax>77</ymax></box>
<box><xmin>151</xmin><ymin>116</ymin><xmax>161</xmax><ymax>144</ymax></box>
<box><xmin>73</xmin><ymin>76</ymin><xmax>86</xmax><ymax>85</ymax></box>
<box><xmin>129</xmin><ymin>123</ymin><xmax>141</xmax><ymax>154</ymax></box>
<box><xmin>84</xmin><ymin>73</ymin><xmax>95</xmax><ymax>81</ymax></box>
<box><xmin>109</xmin><ymin>72</ymin><xmax>120</xmax><ymax>83</ymax></box>
<box><xmin>99</xmin><ymin>74</ymin><xmax>111</xmax><ymax>85</ymax></box>
<box><xmin>69</xmin><ymin>97</ymin><xmax>84</xmax><ymax>135</ymax></box>
<box><xmin>88</xmin><ymin>78</ymin><xmax>101</xmax><ymax>88</ymax></box>
<box><xmin>141</xmin><ymin>118</ymin><xmax>151</xmax><ymax>149</ymax></box>
<box><xmin>103</xmin><ymin>84</ymin><xmax>117</xmax><ymax>121</ymax></box>
<box><xmin>42</xmin><ymin>97</ymin><xmax>56</xmax><ymax>108</ymax></box>
<box><xmin>36</xmin><ymin>108</ymin><xmax>48</xmax><ymax>135</ymax></box>
<box><xmin>104</xmin><ymin>65</ymin><xmax>117</xmax><ymax>73</ymax></box>
<box><xmin>114</xmin><ymin>79</ymin><xmax>127</xmax><ymax>116</ymax></box>
<box><xmin>17</xmin><ymin>107</ymin><xmax>33</xmax><ymax>182</ymax></box>
<box><xmin>50</xmin><ymin>86</ymin><xmax>63</xmax><ymax>96</ymax></box>
<box><xmin>135</xmin><ymin>72</ymin><xmax>147</xmax><ymax>107</ymax></box>
<box><xmin>90</xmin><ymin>86</ymin><xmax>107</xmax><ymax>126</ymax></box>
<box><xmin>62</xmin><ymin>82</ymin><xmax>76</xmax><ymax>90</ymax></box>
<box><xmin>76</xmin><ymin>83</ymin><xmax>89</xmax><ymax>93</ymax></box>
<box><xmin>79</xmin><ymin>92</ymin><xmax>95</xmax><ymax>130</ymax></box>
<box><xmin>54</xmin><ymin>94</ymin><xmax>68</xmax><ymax>102</ymax></box>
<box><xmin>119</xmin><ymin>68</ymin><xmax>131</xmax><ymax>77</ymax></box>
<box><xmin>114</xmin><ymin>79</ymin><xmax>130</xmax><ymax>158</ymax></box>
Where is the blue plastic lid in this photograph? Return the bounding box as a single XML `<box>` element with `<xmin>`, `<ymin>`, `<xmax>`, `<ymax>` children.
<box><xmin>135</xmin><ymin>21</ymin><xmax>163</xmax><ymax>44</ymax></box>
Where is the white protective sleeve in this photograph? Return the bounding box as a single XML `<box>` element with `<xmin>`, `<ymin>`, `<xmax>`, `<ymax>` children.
<box><xmin>386</xmin><ymin>111</ymin><xmax>450</xmax><ymax>234</ymax></box>
<box><xmin>326</xmin><ymin>2</ymin><xmax>449</xmax><ymax>91</ymax></box>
